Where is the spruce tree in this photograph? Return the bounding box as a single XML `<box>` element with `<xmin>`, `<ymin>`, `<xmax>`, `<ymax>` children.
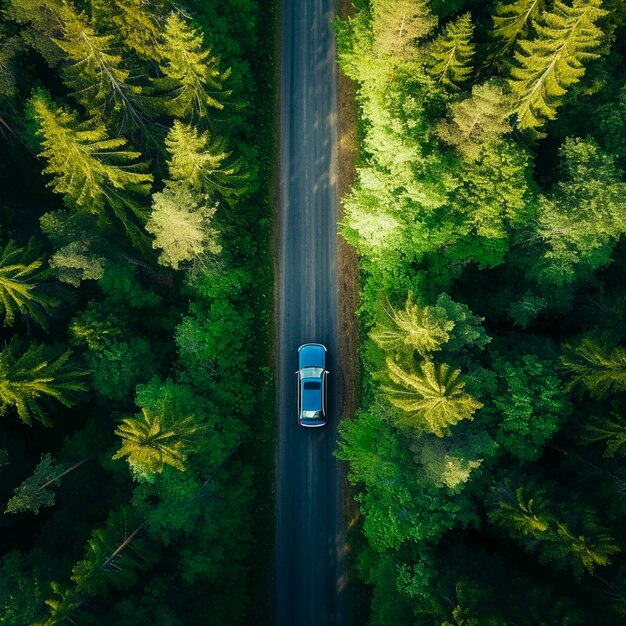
<box><xmin>156</xmin><ymin>12</ymin><xmax>230</xmax><ymax>119</ymax></box>
<box><xmin>0</xmin><ymin>239</ymin><xmax>57</xmax><ymax>328</ymax></box>
<box><xmin>0</xmin><ymin>339</ymin><xmax>87</xmax><ymax>425</ymax></box>
<box><xmin>30</xmin><ymin>92</ymin><xmax>152</xmax><ymax>243</ymax></box>
<box><xmin>583</xmin><ymin>412</ymin><xmax>626</xmax><ymax>458</ymax></box>
<box><xmin>383</xmin><ymin>358</ymin><xmax>482</xmax><ymax>436</ymax></box>
<box><xmin>561</xmin><ymin>335</ymin><xmax>626</xmax><ymax>398</ymax></box>
<box><xmin>113</xmin><ymin>407</ymin><xmax>202</xmax><ymax>476</ymax></box>
<box><xmin>53</xmin><ymin>3</ymin><xmax>142</xmax><ymax>124</ymax></box>
<box><xmin>5</xmin><ymin>454</ymin><xmax>87</xmax><ymax>514</ymax></box>
<box><xmin>508</xmin><ymin>0</ymin><xmax>608</xmax><ymax>134</ymax></box>
<box><xmin>492</xmin><ymin>0</ymin><xmax>545</xmax><ymax>55</ymax></box>
<box><xmin>370</xmin><ymin>292</ymin><xmax>453</xmax><ymax>358</ymax></box>
<box><xmin>165</xmin><ymin>120</ymin><xmax>243</xmax><ymax>202</ymax></box>
<box><xmin>427</xmin><ymin>13</ymin><xmax>475</xmax><ymax>91</ymax></box>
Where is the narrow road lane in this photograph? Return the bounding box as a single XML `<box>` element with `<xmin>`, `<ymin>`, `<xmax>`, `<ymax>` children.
<box><xmin>275</xmin><ymin>0</ymin><xmax>347</xmax><ymax>625</ymax></box>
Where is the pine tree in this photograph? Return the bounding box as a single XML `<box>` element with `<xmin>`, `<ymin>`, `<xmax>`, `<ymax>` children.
<box><xmin>370</xmin><ymin>0</ymin><xmax>436</xmax><ymax>59</ymax></box>
<box><xmin>583</xmin><ymin>412</ymin><xmax>626</xmax><ymax>458</ymax></box>
<box><xmin>88</xmin><ymin>0</ymin><xmax>166</xmax><ymax>62</ymax></box>
<box><xmin>4</xmin><ymin>0</ymin><xmax>65</xmax><ymax>65</ymax></box>
<box><xmin>492</xmin><ymin>0</ymin><xmax>545</xmax><ymax>55</ymax></box>
<box><xmin>371</xmin><ymin>292</ymin><xmax>453</xmax><ymax>358</ymax></box>
<box><xmin>489</xmin><ymin>477</ymin><xmax>620</xmax><ymax>579</ymax></box>
<box><xmin>53</xmin><ymin>3</ymin><xmax>142</xmax><ymax>125</ymax></box>
<box><xmin>383</xmin><ymin>358</ymin><xmax>482</xmax><ymax>436</ymax></box>
<box><xmin>0</xmin><ymin>27</ymin><xmax>22</xmax><ymax>100</ymax></box>
<box><xmin>146</xmin><ymin>183</ymin><xmax>220</xmax><ymax>270</ymax></box>
<box><xmin>0</xmin><ymin>239</ymin><xmax>57</xmax><ymax>328</ymax></box>
<box><xmin>30</xmin><ymin>92</ymin><xmax>152</xmax><ymax>243</ymax></box>
<box><xmin>5</xmin><ymin>454</ymin><xmax>87</xmax><ymax>514</ymax></box>
<box><xmin>427</xmin><ymin>13</ymin><xmax>475</xmax><ymax>91</ymax></box>
<box><xmin>0</xmin><ymin>339</ymin><xmax>87</xmax><ymax>425</ymax></box>
<box><xmin>561</xmin><ymin>335</ymin><xmax>626</xmax><ymax>398</ymax></box>
<box><xmin>156</xmin><ymin>12</ymin><xmax>230</xmax><ymax>119</ymax></box>
<box><xmin>437</xmin><ymin>80</ymin><xmax>512</xmax><ymax>159</ymax></box>
<box><xmin>508</xmin><ymin>0</ymin><xmax>608</xmax><ymax>134</ymax></box>
<box><xmin>113</xmin><ymin>406</ymin><xmax>202</xmax><ymax>476</ymax></box>
<box><xmin>165</xmin><ymin>120</ymin><xmax>243</xmax><ymax>202</ymax></box>
<box><xmin>70</xmin><ymin>508</ymin><xmax>145</xmax><ymax>597</ymax></box>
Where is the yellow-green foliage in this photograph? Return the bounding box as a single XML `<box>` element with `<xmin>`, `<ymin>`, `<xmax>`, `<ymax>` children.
<box><xmin>157</xmin><ymin>12</ymin><xmax>230</xmax><ymax>119</ymax></box>
<box><xmin>508</xmin><ymin>0</ymin><xmax>607</xmax><ymax>134</ymax></box>
<box><xmin>113</xmin><ymin>407</ymin><xmax>202</xmax><ymax>476</ymax></box>
<box><xmin>0</xmin><ymin>339</ymin><xmax>87</xmax><ymax>425</ymax></box>
<box><xmin>0</xmin><ymin>240</ymin><xmax>57</xmax><ymax>327</ymax></box>
<box><xmin>428</xmin><ymin>13</ymin><xmax>475</xmax><ymax>91</ymax></box>
<box><xmin>383</xmin><ymin>358</ymin><xmax>482</xmax><ymax>436</ymax></box>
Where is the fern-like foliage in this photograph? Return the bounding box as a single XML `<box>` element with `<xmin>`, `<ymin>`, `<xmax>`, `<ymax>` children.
<box><xmin>561</xmin><ymin>335</ymin><xmax>626</xmax><ymax>398</ymax></box>
<box><xmin>0</xmin><ymin>339</ymin><xmax>87</xmax><ymax>425</ymax></box>
<box><xmin>155</xmin><ymin>12</ymin><xmax>230</xmax><ymax>119</ymax></box>
<box><xmin>427</xmin><ymin>13</ymin><xmax>475</xmax><ymax>91</ymax></box>
<box><xmin>30</xmin><ymin>91</ymin><xmax>152</xmax><ymax>245</ymax></box>
<box><xmin>508</xmin><ymin>0</ymin><xmax>607</xmax><ymax>135</ymax></box>
<box><xmin>492</xmin><ymin>0</ymin><xmax>545</xmax><ymax>55</ymax></box>
<box><xmin>370</xmin><ymin>292</ymin><xmax>453</xmax><ymax>358</ymax></box>
<box><xmin>583</xmin><ymin>412</ymin><xmax>626</xmax><ymax>458</ymax></box>
<box><xmin>383</xmin><ymin>357</ymin><xmax>482</xmax><ymax>436</ymax></box>
<box><xmin>113</xmin><ymin>407</ymin><xmax>202</xmax><ymax>476</ymax></box>
<box><xmin>0</xmin><ymin>239</ymin><xmax>58</xmax><ymax>328</ymax></box>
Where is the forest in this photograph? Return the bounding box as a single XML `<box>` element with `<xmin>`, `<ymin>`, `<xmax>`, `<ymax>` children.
<box><xmin>0</xmin><ymin>0</ymin><xmax>273</xmax><ymax>624</ymax></box>
<box><xmin>335</xmin><ymin>0</ymin><xmax>626</xmax><ymax>624</ymax></box>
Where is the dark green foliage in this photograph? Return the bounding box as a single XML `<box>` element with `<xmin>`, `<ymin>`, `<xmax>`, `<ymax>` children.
<box><xmin>0</xmin><ymin>0</ymin><xmax>269</xmax><ymax>622</ymax></box>
<box><xmin>492</xmin><ymin>353</ymin><xmax>570</xmax><ymax>460</ymax></box>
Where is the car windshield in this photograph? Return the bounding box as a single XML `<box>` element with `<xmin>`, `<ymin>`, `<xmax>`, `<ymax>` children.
<box><xmin>300</xmin><ymin>366</ymin><xmax>323</xmax><ymax>379</ymax></box>
<box><xmin>302</xmin><ymin>410</ymin><xmax>322</xmax><ymax>419</ymax></box>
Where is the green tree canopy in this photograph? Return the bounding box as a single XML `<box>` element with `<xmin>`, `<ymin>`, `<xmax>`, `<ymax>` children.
<box><xmin>427</xmin><ymin>13</ymin><xmax>475</xmax><ymax>91</ymax></box>
<box><xmin>561</xmin><ymin>334</ymin><xmax>626</xmax><ymax>398</ymax></box>
<box><xmin>383</xmin><ymin>358</ymin><xmax>482</xmax><ymax>436</ymax></box>
<box><xmin>30</xmin><ymin>92</ymin><xmax>152</xmax><ymax>243</ymax></box>
<box><xmin>0</xmin><ymin>239</ymin><xmax>57</xmax><ymax>328</ymax></box>
<box><xmin>370</xmin><ymin>0</ymin><xmax>436</xmax><ymax>59</ymax></box>
<box><xmin>492</xmin><ymin>0</ymin><xmax>545</xmax><ymax>55</ymax></box>
<box><xmin>146</xmin><ymin>183</ymin><xmax>220</xmax><ymax>270</ymax></box>
<box><xmin>165</xmin><ymin>120</ymin><xmax>243</xmax><ymax>202</ymax></box>
<box><xmin>370</xmin><ymin>292</ymin><xmax>453</xmax><ymax>358</ymax></box>
<box><xmin>113</xmin><ymin>400</ymin><xmax>203</xmax><ymax>477</ymax></box>
<box><xmin>508</xmin><ymin>0</ymin><xmax>608</xmax><ymax>134</ymax></box>
<box><xmin>0</xmin><ymin>339</ymin><xmax>87</xmax><ymax>425</ymax></box>
<box><xmin>5</xmin><ymin>454</ymin><xmax>86</xmax><ymax>514</ymax></box>
<box><xmin>437</xmin><ymin>80</ymin><xmax>512</xmax><ymax>159</ymax></box>
<box><xmin>156</xmin><ymin>12</ymin><xmax>230</xmax><ymax>119</ymax></box>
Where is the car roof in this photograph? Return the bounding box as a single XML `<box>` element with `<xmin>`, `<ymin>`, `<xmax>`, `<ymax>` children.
<box><xmin>298</xmin><ymin>343</ymin><xmax>326</xmax><ymax>369</ymax></box>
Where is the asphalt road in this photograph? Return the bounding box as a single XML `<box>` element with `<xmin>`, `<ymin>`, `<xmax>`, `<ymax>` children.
<box><xmin>275</xmin><ymin>0</ymin><xmax>347</xmax><ymax>625</ymax></box>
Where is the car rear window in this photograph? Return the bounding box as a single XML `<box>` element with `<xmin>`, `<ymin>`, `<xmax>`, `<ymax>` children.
<box><xmin>303</xmin><ymin>382</ymin><xmax>321</xmax><ymax>390</ymax></box>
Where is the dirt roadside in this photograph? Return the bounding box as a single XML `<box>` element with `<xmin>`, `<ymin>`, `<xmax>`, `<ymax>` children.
<box><xmin>336</xmin><ymin>0</ymin><xmax>360</xmax><ymax>431</ymax></box>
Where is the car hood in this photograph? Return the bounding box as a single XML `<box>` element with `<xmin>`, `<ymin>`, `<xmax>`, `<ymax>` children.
<box><xmin>299</xmin><ymin>344</ymin><xmax>325</xmax><ymax>368</ymax></box>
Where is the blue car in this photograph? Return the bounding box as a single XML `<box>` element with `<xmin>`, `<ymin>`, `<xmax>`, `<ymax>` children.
<box><xmin>297</xmin><ymin>343</ymin><xmax>328</xmax><ymax>427</ymax></box>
